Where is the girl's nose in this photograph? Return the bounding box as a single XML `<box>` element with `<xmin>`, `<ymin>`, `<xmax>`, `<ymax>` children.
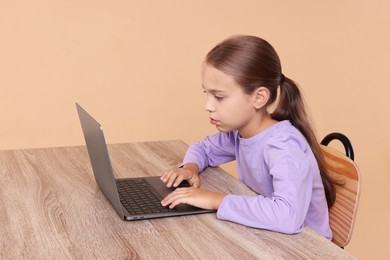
<box><xmin>204</xmin><ymin>99</ymin><xmax>215</xmax><ymax>112</ymax></box>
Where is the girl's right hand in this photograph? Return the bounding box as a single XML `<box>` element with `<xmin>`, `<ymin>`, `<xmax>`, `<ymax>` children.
<box><xmin>160</xmin><ymin>163</ymin><xmax>200</xmax><ymax>188</ymax></box>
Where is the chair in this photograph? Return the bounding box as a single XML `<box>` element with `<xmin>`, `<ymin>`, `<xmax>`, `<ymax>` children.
<box><xmin>320</xmin><ymin>133</ymin><xmax>361</xmax><ymax>248</ymax></box>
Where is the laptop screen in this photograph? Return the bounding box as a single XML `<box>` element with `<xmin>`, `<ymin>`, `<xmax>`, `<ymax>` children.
<box><xmin>76</xmin><ymin>103</ymin><xmax>124</xmax><ymax>218</ymax></box>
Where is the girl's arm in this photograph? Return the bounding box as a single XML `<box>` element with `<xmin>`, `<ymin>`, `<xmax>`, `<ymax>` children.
<box><xmin>161</xmin><ymin>131</ymin><xmax>236</xmax><ymax>187</ymax></box>
<box><xmin>217</xmin><ymin>137</ymin><xmax>324</xmax><ymax>235</ymax></box>
<box><xmin>182</xmin><ymin>131</ymin><xmax>237</xmax><ymax>172</ymax></box>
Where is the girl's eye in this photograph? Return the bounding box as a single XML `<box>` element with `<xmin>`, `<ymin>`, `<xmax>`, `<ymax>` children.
<box><xmin>202</xmin><ymin>90</ymin><xmax>224</xmax><ymax>101</ymax></box>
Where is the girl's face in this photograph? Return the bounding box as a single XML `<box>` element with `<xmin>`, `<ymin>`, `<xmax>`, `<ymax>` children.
<box><xmin>201</xmin><ymin>63</ymin><xmax>265</xmax><ymax>138</ymax></box>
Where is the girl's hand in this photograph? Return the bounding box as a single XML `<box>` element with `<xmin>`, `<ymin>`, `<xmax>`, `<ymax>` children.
<box><xmin>160</xmin><ymin>163</ymin><xmax>200</xmax><ymax>188</ymax></box>
<box><xmin>161</xmin><ymin>187</ymin><xmax>226</xmax><ymax>210</ymax></box>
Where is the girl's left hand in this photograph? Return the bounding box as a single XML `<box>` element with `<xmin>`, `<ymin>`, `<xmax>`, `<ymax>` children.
<box><xmin>161</xmin><ymin>187</ymin><xmax>226</xmax><ymax>210</ymax></box>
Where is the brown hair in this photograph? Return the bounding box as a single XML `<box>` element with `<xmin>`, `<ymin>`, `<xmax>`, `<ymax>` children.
<box><xmin>205</xmin><ymin>35</ymin><xmax>336</xmax><ymax>207</ymax></box>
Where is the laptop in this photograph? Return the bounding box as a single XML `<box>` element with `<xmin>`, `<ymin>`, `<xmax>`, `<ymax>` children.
<box><xmin>76</xmin><ymin>103</ymin><xmax>215</xmax><ymax>220</ymax></box>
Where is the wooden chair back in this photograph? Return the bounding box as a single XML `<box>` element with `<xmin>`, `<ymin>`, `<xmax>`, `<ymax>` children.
<box><xmin>320</xmin><ymin>133</ymin><xmax>361</xmax><ymax>248</ymax></box>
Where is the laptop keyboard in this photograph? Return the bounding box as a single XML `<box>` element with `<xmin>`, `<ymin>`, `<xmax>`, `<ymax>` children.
<box><xmin>116</xmin><ymin>179</ymin><xmax>173</xmax><ymax>215</ymax></box>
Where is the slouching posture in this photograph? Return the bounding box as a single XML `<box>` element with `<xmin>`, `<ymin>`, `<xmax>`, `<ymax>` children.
<box><xmin>161</xmin><ymin>35</ymin><xmax>335</xmax><ymax>239</ymax></box>
<box><xmin>183</xmin><ymin>121</ymin><xmax>332</xmax><ymax>239</ymax></box>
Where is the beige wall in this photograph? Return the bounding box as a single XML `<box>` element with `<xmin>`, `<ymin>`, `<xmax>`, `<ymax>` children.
<box><xmin>1</xmin><ymin>1</ymin><xmax>389</xmax><ymax>258</ymax></box>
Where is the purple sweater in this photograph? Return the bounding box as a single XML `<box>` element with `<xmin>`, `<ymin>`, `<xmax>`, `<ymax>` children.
<box><xmin>183</xmin><ymin>120</ymin><xmax>332</xmax><ymax>239</ymax></box>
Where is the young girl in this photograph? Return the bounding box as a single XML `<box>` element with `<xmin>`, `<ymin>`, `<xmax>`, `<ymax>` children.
<box><xmin>161</xmin><ymin>35</ymin><xmax>334</xmax><ymax>239</ymax></box>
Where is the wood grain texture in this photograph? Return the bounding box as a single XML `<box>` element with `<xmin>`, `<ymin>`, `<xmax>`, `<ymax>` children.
<box><xmin>0</xmin><ymin>141</ymin><xmax>356</xmax><ymax>259</ymax></box>
<box><xmin>321</xmin><ymin>145</ymin><xmax>361</xmax><ymax>248</ymax></box>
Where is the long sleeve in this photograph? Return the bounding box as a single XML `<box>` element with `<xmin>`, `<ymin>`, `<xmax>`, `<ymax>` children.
<box><xmin>216</xmin><ymin>121</ymin><xmax>332</xmax><ymax>239</ymax></box>
<box><xmin>217</xmin><ymin>135</ymin><xmax>313</xmax><ymax>234</ymax></box>
<box><xmin>182</xmin><ymin>131</ymin><xmax>237</xmax><ymax>172</ymax></box>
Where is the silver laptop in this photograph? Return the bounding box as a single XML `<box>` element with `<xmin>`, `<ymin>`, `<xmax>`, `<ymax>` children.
<box><xmin>76</xmin><ymin>103</ymin><xmax>214</xmax><ymax>220</ymax></box>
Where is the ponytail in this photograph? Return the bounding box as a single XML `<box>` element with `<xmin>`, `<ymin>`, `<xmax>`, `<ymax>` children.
<box><xmin>205</xmin><ymin>35</ymin><xmax>337</xmax><ymax>207</ymax></box>
<box><xmin>272</xmin><ymin>77</ymin><xmax>336</xmax><ymax>207</ymax></box>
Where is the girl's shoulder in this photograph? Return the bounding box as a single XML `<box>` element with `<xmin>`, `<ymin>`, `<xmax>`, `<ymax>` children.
<box><xmin>268</xmin><ymin>120</ymin><xmax>301</xmax><ymax>136</ymax></box>
<box><xmin>238</xmin><ymin>120</ymin><xmax>300</xmax><ymax>146</ymax></box>
<box><xmin>265</xmin><ymin>120</ymin><xmax>309</xmax><ymax>150</ymax></box>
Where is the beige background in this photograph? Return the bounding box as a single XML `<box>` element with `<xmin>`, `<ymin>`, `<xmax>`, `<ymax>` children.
<box><xmin>1</xmin><ymin>1</ymin><xmax>389</xmax><ymax>258</ymax></box>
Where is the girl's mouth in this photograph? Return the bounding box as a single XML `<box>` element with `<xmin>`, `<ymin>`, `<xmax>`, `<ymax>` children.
<box><xmin>209</xmin><ymin>117</ymin><xmax>220</xmax><ymax>125</ymax></box>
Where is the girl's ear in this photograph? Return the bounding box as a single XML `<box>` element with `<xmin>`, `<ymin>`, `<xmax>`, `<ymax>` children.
<box><xmin>253</xmin><ymin>87</ymin><xmax>270</xmax><ymax>109</ymax></box>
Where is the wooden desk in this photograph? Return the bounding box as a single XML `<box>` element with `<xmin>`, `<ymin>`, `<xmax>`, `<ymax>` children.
<box><xmin>0</xmin><ymin>140</ymin><xmax>355</xmax><ymax>259</ymax></box>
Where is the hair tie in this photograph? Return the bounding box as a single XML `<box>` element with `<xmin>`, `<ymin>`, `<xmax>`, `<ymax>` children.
<box><xmin>280</xmin><ymin>74</ymin><xmax>285</xmax><ymax>85</ymax></box>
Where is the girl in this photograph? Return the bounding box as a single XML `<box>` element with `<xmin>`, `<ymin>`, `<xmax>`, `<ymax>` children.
<box><xmin>161</xmin><ymin>35</ymin><xmax>334</xmax><ymax>239</ymax></box>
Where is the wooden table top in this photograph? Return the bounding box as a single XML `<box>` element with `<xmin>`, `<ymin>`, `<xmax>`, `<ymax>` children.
<box><xmin>0</xmin><ymin>140</ymin><xmax>355</xmax><ymax>259</ymax></box>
